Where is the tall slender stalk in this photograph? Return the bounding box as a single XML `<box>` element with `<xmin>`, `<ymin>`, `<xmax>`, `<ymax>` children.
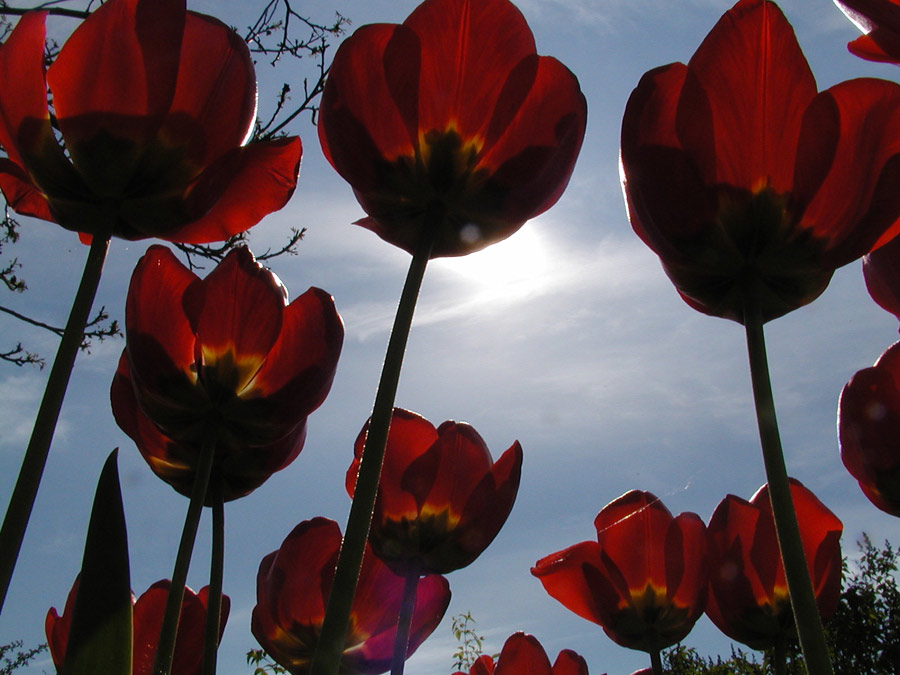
<box><xmin>743</xmin><ymin>297</ymin><xmax>833</xmax><ymax>675</ymax></box>
<box><xmin>154</xmin><ymin>433</ymin><xmax>217</xmax><ymax>675</ymax></box>
<box><xmin>0</xmin><ymin>232</ymin><xmax>111</xmax><ymax>613</ymax></box>
<box><xmin>201</xmin><ymin>473</ymin><xmax>225</xmax><ymax>675</ymax></box>
<box><xmin>309</xmin><ymin>217</ymin><xmax>437</xmax><ymax>675</ymax></box>
<box><xmin>390</xmin><ymin>573</ymin><xmax>420</xmax><ymax>675</ymax></box>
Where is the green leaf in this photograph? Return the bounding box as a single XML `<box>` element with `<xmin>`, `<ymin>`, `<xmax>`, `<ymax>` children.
<box><xmin>62</xmin><ymin>450</ymin><xmax>131</xmax><ymax>675</ymax></box>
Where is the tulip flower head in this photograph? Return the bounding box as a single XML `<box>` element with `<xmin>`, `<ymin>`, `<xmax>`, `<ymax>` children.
<box><xmin>251</xmin><ymin>517</ymin><xmax>451</xmax><ymax>674</ymax></box>
<box><xmin>0</xmin><ymin>0</ymin><xmax>303</xmax><ymax>242</ymax></box>
<box><xmin>836</xmin><ymin>0</ymin><xmax>900</xmax><ymax>63</ymax></box>
<box><xmin>318</xmin><ymin>0</ymin><xmax>587</xmax><ymax>257</ymax></box>
<box><xmin>347</xmin><ymin>408</ymin><xmax>523</xmax><ymax>575</ymax></box>
<box><xmin>532</xmin><ymin>490</ymin><xmax>708</xmax><ymax>654</ymax></box>
<box><xmin>111</xmin><ymin>245</ymin><xmax>343</xmax><ymax>501</ymax></box>
<box><xmin>46</xmin><ymin>579</ymin><xmax>228</xmax><ymax>675</ymax></box>
<box><xmin>839</xmin><ymin>341</ymin><xmax>900</xmax><ymax>516</ymax></box>
<box><xmin>620</xmin><ymin>0</ymin><xmax>900</xmax><ymax>323</ymax></box>
<box><xmin>452</xmin><ymin>632</ymin><xmax>590</xmax><ymax>675</ymax></box>
<box><xmin>705</xmin><ymin>480</ymin><xmax>843</xmax><ymax>650</ymax></box>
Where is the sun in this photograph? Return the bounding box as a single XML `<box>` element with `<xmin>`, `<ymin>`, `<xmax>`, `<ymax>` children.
<box><xmin>435</xmin><ymin>223</ymin><xmax>551</xmax><ymax>292</ymax></box>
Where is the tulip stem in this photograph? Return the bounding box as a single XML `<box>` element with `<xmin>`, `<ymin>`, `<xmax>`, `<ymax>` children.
<box><xmin>310</xmin><ymin>213</ymin><xmax>437</xmax><ymax>675</ymax></box>
<box><xmin>202</xmin><ymin>473</ymin><xmax>225</xmax><ymax>675</ymax></box>
<box><xmin>743</xmin><ymin>299</ymin><xmax>834</xmax><ymax>675</ymax></box>
<box><xmin>154</xmin><ymin>433</ymin><xmax>217</xmax><ymax>675</ymax></box>
<box><xmin>0</xmin><ymin>232</ymin><xmax>111</xmax><ymax>614</ymax></box>
<box><xmin>771</xmin><ymin>636</ymin><xmax>787</xmax><ymax>675</ymax></box>
<box><xmin>649</xmin><ymin>650</ymin><xmax>663</xmax><ymax>675</ymax></box>
<box><xmin>390</xmin><ymin>573</ymin><xmax>420</xmax><ymax>675</ymax></box>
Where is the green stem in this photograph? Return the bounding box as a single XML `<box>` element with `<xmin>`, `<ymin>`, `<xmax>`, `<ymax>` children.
<box><xmin>390</xmin><ymin>573</ymin><xmax>420</xmax><ymax>675</ymax></box>
<box><xmin>309</xmin><ymin>218</ymin><xmax>436</xmax><ymax>675</ymax></box>
<box><xmin>0</xmin><ymin>232</ymin><xmax>111</xmax><ymax>614</ymax></box>
<box><xmin>201</xmin><ymin>473</ymin><xmax>225</xmax><ymax>675</ymax></box>
<box><xmin>772</xmin><ymin>636</ymin><xmax>787</xmax><ymax>675</ymax></box>
<box><xmin>649</xmin><ymin>648</ymin><xmax>664</xmax><ymax>675</ymax></box>
<box><xmin>743</xmin><ymin>299</ymin><xmax>833</xmax><ymax>675</ymax></box>
<box><xmin>153</xmin><ymin>434</ymin><xmax>217</xmax><ymax>675</ymax></box>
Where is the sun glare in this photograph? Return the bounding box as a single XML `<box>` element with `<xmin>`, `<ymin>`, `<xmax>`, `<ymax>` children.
<box><xmin>435</xmin><ymin>224</ymin><xmax>552</xmax><ymax>294</ymax></box>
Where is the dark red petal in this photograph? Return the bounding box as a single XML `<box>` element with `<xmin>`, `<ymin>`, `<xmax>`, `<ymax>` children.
<box><xmin>468</xmin><ymin>654</ymin><xmax>496</xmax><ymax>675</ymax></box>
<box><xmin>261</xmin><ymin>519</ymin><xmax>340</xmax><ymax>631</ymax></box>
<box><xmin>685</xmin><ymin>0</ymin><xmax>816</xmax><ymax>193</ymax></box>
<box><xmin>252</xmin><ymin>286</ymin><xmax>344</xmax><ymax>412</ymax></box>
<box><xmin>864</xmin><ymin>237</ymin><xmax>900</xmax><ymax>325</ymax></box>
<box><xmin>666</xmin><ymin>512</ymin><xmax>708</xmax><ymax>612</ymax></box>
<box><xmin>0</xmin><ymin>12</ymin><xmax>52</xmax><ymax>168</ymax></box>
<box><xmin>621</xmin><ymin>63</ymin><xmax>716</xmax><ymax>254</ymax></box>
<box><xmin>552</xmin><ymin>649</ymin><xmax>589</xmax><ymax>675</ymax></box>
<box><xmin>45</xmin><ymin>578</ymin><xmax>79</xmax><ymax>667</ymax></box>
<box><xmin>47</xmin><ymin>0</ymin><xmax>183</xmax><ymax>146</ymax></box>
<box><xmin>412</xmin><ymin>422</ymin><xmax>494</xmax><ymax>513</ymax></box>
<box><xmin>493</xmin><ymin>632</ymin><xmax>551</xmax><ymax>675</ymax></box>
<box><xmin>348</xmin><ymin>408</ymin><xmax>438</xmax><ymax>498</ymax></box>
<box><xmin>352</xmin><ymin>572</ymin><xmax>450</xmax><ymax>671</ymax></box>
<box><xmin>165</xmin><ymin>11</ymin><xmax>256</xmax><ymax>167</ymax></box>
<box><xmin>837</xmin><ymin>0</ymin><xmax>900</xmax><ymax>62</ymax></box>
<box><xmin>481</xmin><ymin>56</ymin><xmax>587</xmax><ymax>222</ymax></box>
<box><xmin>0</xmin><ymin>159</ymin><xmax>55</xmax><ymax>222</ymax></box>
<box><xmin>124</xmin><ymin>245</ymin><xmax>197</xmax><ymax>388</ymax></box>
<box><xmin>531</xmin><ymin>540</ymin><xmax>606</xmax><ymax>626</ymax></box>
<box><xmin>405</xmin><ymin>0</ymin><xmax>536</xmax><ymax>141</ymax></box>
<box><xmin>164</xmin><ymin>136</ymin><xmax>302</xmax><ymax>244</ymax></box>
<box><xmin>593</xmin><ymin>490</ymin><xmax>673</xmax><ymax>594</ymax></box>
<box><xmin>319</xmin><ymin>23</ymin><xmax>417</xmax><ymax>180</ymax></box>
<box><xmin>453</xmin><ymin>441</ymin><xmax>523</xmax><ymax>564</ymax></box>
<box><xmin>798</xmin><ymin>79</ymin><xmax>900</xmax><ymax>263</ymax></box>
<box><xmin>186</xmin><ymin>246</ymin><xmax>284</xmax><ymax>364</ymax></box>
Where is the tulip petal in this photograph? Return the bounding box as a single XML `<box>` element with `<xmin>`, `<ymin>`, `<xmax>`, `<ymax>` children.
<box><xmin>864</xmin><ymin>237</ymin><xmax>900</xmax><ymax>325</ymax></box>
<box><xmin>531</xmin><ymin>540</ymin><xmax>606</xmax><ymax>626</ymax></box>
<box><xmin>165</xmin><ymin>11</ymin><xmax>257</xmax><ymax>166</ymax></box>
<box><xmin>799</xmin><ymin>79</ymin><xmax>900</xmax><ymax>263</ymax></box>
<box><xmin>252</xmin><ymin>287</ymin><xmax>344</xmax><ymax>412</ymax></box>
<box><xmin>405</xmin><ymin>0</ymin><xmax>536</xmax><ymax>140</ymax></box>
<box><xmin>593</xmin><ymin>491</ymin><xmax>671</xmax><ymax>594</ymax></box>
<box><xmin>161</xmin><ymin>136</ymin><xmax>302</xmax><ymax>244</ymax></box>
<box><xmin>552</xmin><ymin>649</ymin><xmax>589</xmax><ymax>675</ymax></box>
<box><xmin>125</xmin><ymin>246</ymin><xmax>197</xmax><ymax>388</ymax></box>
<box><xmin>684</xmin><ymin>0</ymin><xmax>816</xmax><ymax>193</ymax></box>
<box><xmin>319</xmin><ymin>23</ymin><xmax>417</xmax><ymax>173</ymax></box>
<box><xmin>0</xmin><ymin>11</ymin><xmax>52</xmax><ymax>168</ymax></box>
<box><xmin>494</xmin><ymin>633</ymin><xmax>551</xmax><ymax>675</ymax></box>
<box><xmin>481</xmin><ymin>56</ymin><xmax>587</xmax><ymax>221</ymax></box>
<box><xmin>0</xmin><ymin>159</ymin><xmax>55</xmax><ymax>222</ymax></box>
<box><xmin>47</xmin><ymin>0</ymin><xmax>183</xmax><ymax>146</ymax></box>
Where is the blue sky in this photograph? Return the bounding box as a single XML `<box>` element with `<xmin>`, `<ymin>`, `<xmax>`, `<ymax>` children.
<box><xmin>2</xmin><ymin>0</ymin><xmax>900</xmax><ymax>673</ymax></box>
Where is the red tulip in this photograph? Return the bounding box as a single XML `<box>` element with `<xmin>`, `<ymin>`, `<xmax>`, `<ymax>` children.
<box><xmin>0</xmin><ymin>0</ymin><xmax>302</xmax><ymax>242</ymax></box>
<box><xmin>251</xmin><ymin>517</ymin><xmax>451</xmax><ymax>674</ymax></box>
<box><xmin>317</xmin><ymin>0</ymin><xmax>586</xmax><ymax>258</ymax></box>
<box><xmin>705</xmin><ymin>480</ymin><xmax>843</xmax><ymax>650</ymax></box>
<box><xmin>620</xmin><ymin>0</ymin><xmax>900</xmax><ymax>323</ymax></box>
<box><xmin>451</xmin><ymin>632</ymin><xmax>590</xmax><ymax>675</ymax></box>
<box><xmin>346</xmin><ymin>408</ymin><xmax>522</xmax><ymax>575</ymax></box>
<box><xmin>839</xmin><ymin>341</ymin><xmax>900</xmax><ymax>516</ymax></box>
<box><xmin>111</xmin><ymin>245</ymin><xmax>343</xmax><ymax>501</ymax></box>
<box><xmin>531</xmin><ymin>491</ymin><xmax>708</xmax><ymax>654</ymax></box>
<box><xmin>46</xmin><ymin>579</ymin><xmax>228</xmax><ymax>675</ymax></box>
<box><xmin>836</xmin><ymin>0</ymin><xmax>900</xmax><ymax>63</ymax></box>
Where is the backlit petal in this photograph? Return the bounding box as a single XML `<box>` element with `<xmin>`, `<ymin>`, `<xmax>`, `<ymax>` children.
<box><xmin>685</xmin><ymin>0</ymin><xmax>816</xmax><ymax>193</ymax></box>
<box><xmin>532</xmin><ymin>540</ymin><xmax>606</xmax><ymax>626</ymax></box>
<box><xmin>406</xmin><ymin>0</ymin><xmax>536</xmax><ymax>139</ymax></box>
